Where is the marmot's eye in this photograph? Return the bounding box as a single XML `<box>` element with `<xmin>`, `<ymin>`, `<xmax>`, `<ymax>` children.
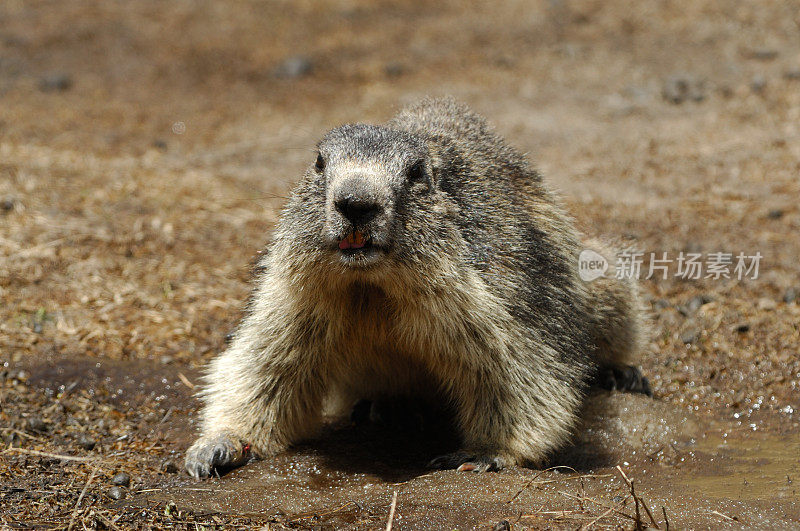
<box><xmin>407</xmin><ymin>160</ymin><xmax>425</xmax><ymax>183</ymax></box>
<box><xmin>314</xmin><ymin>153</ymin><xmax>326</xmax><ymax>173</ymax></box>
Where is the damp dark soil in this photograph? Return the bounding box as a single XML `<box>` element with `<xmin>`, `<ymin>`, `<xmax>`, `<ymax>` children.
<box><xmin>2</xmin><ymin>0</ymin><xmax>799</xmax><ymax>528</ymax></box>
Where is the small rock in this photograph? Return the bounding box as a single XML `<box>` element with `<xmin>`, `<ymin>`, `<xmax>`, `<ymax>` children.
<box><xmin>784</xmin><ymin>287</ymin><xmax>798</xmax><ymax>304</ymax></box>
<box><xmin>492</xmin><ymin>521</ymin><xmax>512</xmax><ymax>531</ymax></box>
<box><xmin>783</xmin><ymin>68</ymin><xmax>800</xmax><ymax>80</ymax></box>
<box><xmin>159</xmin><ymin>355</ymin><xmax>174</xmax><ymax>365</ymax></box>
<box><xmin>107</xmin><ymin>486</ymin><xmax>126</xmax><ymax>500</ymax></box>
<box><xmin>38</xmin><ymin>72</ymin><xmax>72</xmax><ymax>92</ymax></box>
<box><xmin>77</xmin><ymin>435</ymin><xmax>96</xmax><ymax>451</ymax></box>
<box><xmin>757</xmin><ymin>297</ymin><xmax>777</xmax><ymax>311</ymax></box>
<box><xmin>384</xmin><ymin>62</ymin><xmax>405</xmax><ymax>77</ymax></box>
<box><xmin>679</xmin><ymin>294</ymin><xmax>713</xmax><ymax>316</ymax></box>
<box><xmin>27</xmin><ymin>417</ymin><xmax>49</xmax><ymax>433</ymax></box>
<box><xmin>684</xmin><ymin>241</ymin><xmax>703</xmax><ymax>253</ymax></box>
<box><xmin>767</xmin><ymin>209</ymin><xmax>784</xmax><ymax>219</ymax></box>
<box><xmin>749</xmin><ymin>48</ymin><xmax>778</xmax><ymax>61</ymax></box>
<box><xmin>734</xmin><ymin>323</ymin><xmax>750</xmax><ymax>333</ymax></box>
<box><xmin>271</xmin><ymin>56</ymin><xmax>313</xmax><ymax>79</ymax></box>
<box><xmin>111</xmin><ymin>472</ymin><xmax>131</xmax><ymax>487</ymax></box>
<box><xmin>750</xmin><ymin>74</ymin><xmax>766</xmax><ymax>93</ymax></box>
<box><xmin>161</xmin><ymin>459</ymin><xmax>179</xmax><ymax>474</ymax></box>
<box><xmin>1</xmin><ymin>197</ymin><xmax>17</xmax><ymax>212</ymax></box>
<box><xmin>681</xmin><ymin>327</ymin><xmax>700</xmax><ymax>344</ymax></box>
<box><xmin>662</xmin><ymin>74</ymin><xmax>705</xmax><ymax>104</ymax></box>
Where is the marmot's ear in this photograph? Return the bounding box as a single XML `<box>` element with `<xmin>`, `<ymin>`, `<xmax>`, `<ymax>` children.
<box><xmin>314</xmin><ymin>152</ymin><xmax>326</xmax><ymax>173</ymax></box>
<box><xmin>407</xmin><ymin>160</ymin><xmax>425</xmax><ymax>184</ymax></box>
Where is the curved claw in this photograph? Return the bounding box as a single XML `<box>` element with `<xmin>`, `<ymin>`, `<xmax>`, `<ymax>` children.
<box><xmin>595</xmin><ymin>364</ymin><xmax>652</xmax><ymax>397</ymax></box>
<box><xmin>184</xmin><ymin>432</ymin><xmax>250</xmax><ymax>479</ymax></box>
<box><xmin>429</xmin><ymin>451</ymin><xmax>506</xmax><ymax>472</ymax></box>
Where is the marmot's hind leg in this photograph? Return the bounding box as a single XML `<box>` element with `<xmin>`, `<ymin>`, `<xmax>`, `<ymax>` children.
<box><xmin>583</xmin><ymin>238</ymin><xmax>652</xmax><ymax>397</ymax></box>
<box><xmin>592</xmin><ymin>364</ymin><xmax>652</xmax><ymax>396</ymax></box>
<box><xmin>350</xmin><ymin>397</ymin><xmax>452</xmax><ymax>433</ymax></box>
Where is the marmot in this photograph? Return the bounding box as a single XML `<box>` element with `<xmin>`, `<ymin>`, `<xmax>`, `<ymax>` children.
<box><xmin>184</xmin><ymin>98</ymin><xmax>650</xmax><ymax>478</ymax></box>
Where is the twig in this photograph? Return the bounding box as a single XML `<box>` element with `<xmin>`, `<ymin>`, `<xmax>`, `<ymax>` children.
<box><xmin>67</xmin><ymin>466</ymin><xmax>98</xmax><ymax>531</ymax></box>
<box><xmin>289</xmin><ymin>501</ymin><xmax>362</xmax><ymax>523</ymax></box>
<box><xmin>558</xmin><ymin>491</ymin><xmax>636</xmax><ymax>522</ymax></box>
<box><xmin>579</xmin><ymin>495</ymin><xmax>630</xmax><ymax>530</ymax></box>
<box><xmin>4</xmin><ymin>447</ymin><xmax>96</xmax><ymax>462</ymax></box>
<box><xmin>709</xmin><ymin>510</ymin><xmax>738</xmax><ymax>522</ymax></box>
<box><xmin>386</xmin><ymin>491</ymin><xmax>398</xmax><ymax>531</ymax></box>
<box><xmin>506</xmin><ymin>466</ymin><xmax>582</xmax><ymax>503</ymax></box>
<box><xmin>637</xmin><ymin>487</ymin><xmax>658</xmax><ymax>528</ymax></box>
<box><xmin>89</xmin><ymin>510</ymin><xmax>124</xmax><ymax>531</ymax></box>
<box><xmin>136</xmin><ymin>487</ymin><xmax>222</xmax><ymax>493</ymax></box>
<box><xmin>662</xmin><ymin>506</ymin><xmax>670</xmax><ymax>530</ymax></box>
<box><xmin>145</xmin><ymin>406</ymin><xmax>175</xmax><ymax>451</ymax></box>
<box><xmin>631</xmin><ymin>477</ymin><xmax>642</xmax><ymax>530</ymax></box>
<box><xmin>178</xmin><ymin>372</ymin><xmax>195</xmax><ymax>389</ymax></box>
<box><xmin>616</xmin><ymin>465</ymin><xmax>659</xmax><ymax>529</ymax></box>
<box><xmin>2</xmin><ymin>428</ymin><xmax>45</xmax><ymax>442</ymax></box>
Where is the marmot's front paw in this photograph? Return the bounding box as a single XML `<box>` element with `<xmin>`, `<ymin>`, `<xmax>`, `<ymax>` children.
<box><xmin>184</xmin><ymin>432</ymin><xmax>250</xmax><ymax>479</ymax></box>
<box><xmin>429</xmin><ymin>451</ymin><xmax>507</xmax><ymax>472</ymax></box>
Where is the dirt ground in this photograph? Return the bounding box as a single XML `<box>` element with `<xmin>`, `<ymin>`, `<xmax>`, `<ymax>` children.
<box><xmin>1</xmin><ymin>0</ymin><xmax>799</xmax><ymax>529</ymax></box>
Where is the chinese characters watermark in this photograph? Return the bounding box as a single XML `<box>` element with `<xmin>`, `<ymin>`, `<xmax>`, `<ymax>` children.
<box><xmin>578</xmin><ymin>250</ymin><xmax>762</xmax><ymax>282</ymax></box>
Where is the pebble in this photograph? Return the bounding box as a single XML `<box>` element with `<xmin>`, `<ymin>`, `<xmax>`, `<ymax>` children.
<box><xmin>749</xmin><ymin>48</ymin><xmax>778</xmax><ymax>61</ymax></box>
<box><xmin>112</xmin><ymin>472</ymin><xmax>131</xmax><ymax>487</ymax></box>
<box><xmin>492</xmin><ymin>521</ymin><xmax>511</xmax><ymax>531</ymax></box>
<box><xmin>1</xmin><ymin>197</ymin><xmax>17</xmax><ymax>212</ymax></box>
<box><xmin>784</xmin><ymin>68</ymin><xmax>800</xmax><ymax>80</ymax></box>
<box><xmin>784</xmin><ymin>287</ymin><xmax>798</xmax><ymax>304</ymax></box>
<box><xmin>681</xmin><ymin>327</ymin><xmax>700</xmax><ymax>344</ymax></box>
<box><xmin>757</xmin><ymin>297</ymin><xmax>777</xmax><ymax>311</ymax></box>
<box><xmin>107</xmin><ymin>486</ymin><xmax>126</xmax><ymax>500</ymax></box>
<box><xmin>684</xmin><ymin>241</ymin><xmax>703</xmax><ymax>253</ymax></box>
<box><xmin>679</xmin><ymin>294</ymin><xmax>712</xmax><ymax>316</ymax></box>
<box><xmin>27</xmin><ymin>417</ymin><xmax>49</xmax><ymax>433</ymax></box>
<box><xmin>271</xmin><ymin>56</ymin><xmax>313</xmax><ymax>79</ymax></box>
<box><xmin>384</xmin><ymin>62</ymin><xmax>405</xmax><ymax>77</ymax></box>
<box><xmin>38</xmin><ymin>72</ymin><xmax>72</xmax><ymax>92</ymax></box>
<box><xmin>77</xmin><ymin>435</ymin><xmax>96</xmax><ymax>450</ymax></box>
<box><xmin>662</xmin><ymin>74</ymin><xmax>705</xmax><ymax>104</ymax></box>
<box><xmin>751</xmin><ymin>74</ymin><xmax>766</xmax><ymax>93</ymax></box>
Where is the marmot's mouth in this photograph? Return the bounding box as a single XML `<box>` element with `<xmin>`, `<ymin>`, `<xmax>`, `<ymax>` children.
<box><xmin>338</xmin><ymin>230</ymin><xmax>370</xmax><ymax>251</ymax></box>
<box><xmin>337</xmin><ymin>230</ymin><xmax>383</xmax><ymax>265</ymax></box>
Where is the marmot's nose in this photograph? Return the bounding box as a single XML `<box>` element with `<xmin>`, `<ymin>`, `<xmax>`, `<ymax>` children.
<box><xmin>334</xmin><ymin>194</ymin><xmax>381</xmax><ymax>224</ymax></box>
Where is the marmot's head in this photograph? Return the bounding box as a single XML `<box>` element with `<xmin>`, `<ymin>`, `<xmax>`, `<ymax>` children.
<box><xmin>298</xmin><ymin>123</ymin><xmax>454</xmax><ymax>273</ymax></box>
